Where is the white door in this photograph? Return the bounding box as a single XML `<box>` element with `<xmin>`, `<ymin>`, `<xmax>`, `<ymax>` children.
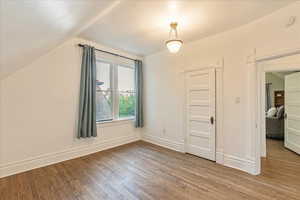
<box><xmin>285</xmin><ymin>72</ymin><xmax>300</xmax><ymax>154</ymax></box>
<box><xmin>185</xmin><ymin>69</ymin><xmax>216</xmax><ymax>161</ymax></box>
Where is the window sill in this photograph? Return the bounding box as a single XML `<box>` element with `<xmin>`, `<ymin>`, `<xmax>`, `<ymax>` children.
<box><xmin>97</xmin><ymin>117</ymin><xmax>135</xmax><ymax>127</ymax></box>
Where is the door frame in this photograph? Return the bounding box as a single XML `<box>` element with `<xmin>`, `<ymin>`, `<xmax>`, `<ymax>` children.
<box><xmin>182</xmin><ymin>60</ymin><xmax>224</xmax><ymax>164</ymax></box>
<box><xmin>251</xmin><ymin>48</ymin><xmax>300</xmax><ymax>175</ymax></box>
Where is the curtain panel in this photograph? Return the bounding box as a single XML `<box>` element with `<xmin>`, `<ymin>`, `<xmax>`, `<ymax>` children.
<box><xmin>135</xmin><ymin>60</ymin><xmax>144</xmax><ymax>128</ymax></box>
<box><xmin>77</xmin><ymin>45</ymin><xmax>97</xmax><ymax>138</ymax></box>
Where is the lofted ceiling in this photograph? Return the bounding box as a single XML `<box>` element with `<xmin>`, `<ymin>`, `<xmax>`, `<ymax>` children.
<box><xmin>0</xmin><ymin>0</ymin><xmax>120</xmax><ymax>79</ymax></box>
<box><xmin>0</xmin><ymin>0</ymin><xmax>294</xmax><ymax>79</ymax></box>
<box><xmin>80</xmin><ymin>0</ymin><xmax>294</xmax><ymax>56</ymax></box>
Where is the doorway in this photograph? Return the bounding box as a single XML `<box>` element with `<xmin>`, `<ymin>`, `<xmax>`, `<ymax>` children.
<box><xmin>256</xmin><ymin>52</ymin><xmax>300</xmax><ymax>174</ymax></box>
<box><xmin>265</xmin><ymin>71</ymin><xmax>300</xmax><ymax>155</ymax></box>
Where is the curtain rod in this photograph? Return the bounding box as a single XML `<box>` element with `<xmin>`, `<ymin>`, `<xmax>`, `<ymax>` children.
<box><xmin>78</xmin><ymin>44</ymin><xmax>137</xmax><ymax>61</ymax></box>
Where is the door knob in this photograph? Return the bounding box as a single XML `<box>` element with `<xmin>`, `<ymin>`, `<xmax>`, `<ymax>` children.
<box><xmin>210</xmin><ymin>117</ymin><xmax>214</xmax><ymax>125</ymax></box>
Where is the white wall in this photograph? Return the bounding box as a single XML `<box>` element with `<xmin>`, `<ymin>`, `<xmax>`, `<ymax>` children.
<box><xmin>143</xmin><ymin>3</ymin><xmax>300</xmax><ymax>173</ymax></box>
<box><xmin>266</xmin><ymin>73</ymin><xmax>285</xmax><ymax>107</ymax></box>
<box><xmin>0</xmin><ymin>37</ymin><xmax>142</xmax><ymax>177</ymax></box>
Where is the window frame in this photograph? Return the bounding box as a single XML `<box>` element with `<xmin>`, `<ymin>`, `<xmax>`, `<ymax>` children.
<box><xmin>96</xmin><ymin>59</ymin><xmax>136</xmax><ymax>123</ymax></box>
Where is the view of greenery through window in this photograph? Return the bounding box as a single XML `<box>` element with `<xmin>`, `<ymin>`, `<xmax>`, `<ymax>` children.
<box><xmin>96</xmin><ymin>61</ymin><xmax>135</xmax><ymax>121</ymax></box>
<box><xmin>118</xmin><ymin>65</ymin><xmax>135</xmax><ymax>119</ymax></box>
<box><xmin>119</xmin><ymin>92</ymin><xmax>135</xmax><ymax>118</ymax></box>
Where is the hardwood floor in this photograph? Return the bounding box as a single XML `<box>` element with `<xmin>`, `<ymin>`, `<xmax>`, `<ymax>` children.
<box><xmin>264</xmin><ymin>138</ymin><xmax>299</xmax><ymax>164</ymax></box>
<box><xmin>1</xmin><ymin>140</ymin><xmax>299</xmax><ymax>200</ymax></box>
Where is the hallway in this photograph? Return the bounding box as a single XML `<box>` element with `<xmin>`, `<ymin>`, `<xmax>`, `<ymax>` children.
<box><xmin>261</xmin><ymin>139</ymin><xmax>300</xmax><ymax>196</ymax></box>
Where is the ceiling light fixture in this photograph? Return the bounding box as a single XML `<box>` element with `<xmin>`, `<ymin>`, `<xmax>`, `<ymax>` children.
<box><xmin>166</xmin><ymin>22</ymin><xmax>183</xmax><ymax>53</ymax></box>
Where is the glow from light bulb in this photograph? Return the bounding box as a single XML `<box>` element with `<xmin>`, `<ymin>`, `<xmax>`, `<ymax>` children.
<box><xmin>168</xmin><ymin>1</ymin><xmax>177</xmax><ymax>10</ymax></box>
<box><xmin>168</xmin><ymin>1</ymin><xmax>179</xmax><ymax>26</ymax></box>
<box><xmin>166</xmin><ymin>40</ymin><xmax>182</xmax><ymax>53</ymax></box>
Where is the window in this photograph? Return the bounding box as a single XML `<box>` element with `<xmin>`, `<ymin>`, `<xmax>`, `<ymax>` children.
<box><xmin>96</xmin><ymin>61</ymin><xmax>113</xmax><ymax>121</ymax></box>
<box><xmin>118</xmin><ymin>65</ymin><xmax>135</xmax><ymax>118</ymax></box>
<box><xmin>96</xmin><ymin>60</ymin><xmax>135</xmax><ymax>122</ymax></box>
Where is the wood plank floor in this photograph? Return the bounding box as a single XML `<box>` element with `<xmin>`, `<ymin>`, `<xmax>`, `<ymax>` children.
<box><xmin>0</xmin><ymin>140</ymin><xmax>299</xmax><ymax>200</ymax></box>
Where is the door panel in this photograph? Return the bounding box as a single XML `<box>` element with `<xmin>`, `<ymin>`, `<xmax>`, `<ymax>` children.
<box><xmin>185</xmin><ymin>69</ymin><xmax>216</xmax><ymax>161</ymax></box>
<box><xmin>285</xmin><ymin>72</ymin><xmax>300</xmax><ymax>154</ymax></box>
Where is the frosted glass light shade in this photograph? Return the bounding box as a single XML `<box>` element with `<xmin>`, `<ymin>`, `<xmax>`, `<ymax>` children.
<box><xmin>166</xmin><ymin>39</ymin><xmax>183</xmax><ymax>53</ymax></box>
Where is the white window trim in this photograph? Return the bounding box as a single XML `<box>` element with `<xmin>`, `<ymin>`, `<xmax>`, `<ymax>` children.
<box><xmin>96</xmin><ymin>58</ymin><xmax>135</xmax><ymax>123</ymax></box>
<box><xmin>96</xmin><ymin>117</ymin><xmax>135</xmax><ymax>128</ymax></box>
<box><xmin>97</xmin><ymin>116</ymin><xmax>135</xmax><ymax>124</ymax></box>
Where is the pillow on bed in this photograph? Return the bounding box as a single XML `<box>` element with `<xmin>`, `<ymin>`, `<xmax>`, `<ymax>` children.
<box><xmin>276</xmin><ymin>105</ymin><xmax>284</xmax><ymax>118</ymax></box>
<box><xmin>267</xmin><ymin>107</ymin><xmax>277</xmax><ymax>117</ymax></box>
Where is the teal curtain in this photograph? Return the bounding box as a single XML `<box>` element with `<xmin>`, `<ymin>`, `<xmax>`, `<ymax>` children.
<box><xmin>135</xmin><ymin>60</ymin><xmax>144</xmax><ymax>128</ymax></box>
<box><xmin>77</xmin><ymin>45</ymin><xmax>97</xmax><ymax>138</ymax></box>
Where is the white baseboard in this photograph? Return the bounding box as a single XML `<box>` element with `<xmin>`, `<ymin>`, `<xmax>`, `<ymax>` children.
<box><xmin>216</xmin><ymin>150</ymin><xmax>224</xmax><ymax>164</ymax></box>
<box><xmin>142</xmin><ymin>133</ymin><xmax>185</xmax><ymax>152</ymax></box>
<box><xmin>222</xmin><ymin>153</ymin><xmax>256</xmax><ymax>175</ymax></box>
<box><xmin>1</xmin><ymin>133</ymin><xmax>256</xmax><ymax>178</ymax></box>
<box><xmin>0</xmin><ymin>135</ymin><xmax>139</xmax><ymax>178</ymax></box>
<box><xmin>142</xmin><ymin>133</ymin><xmax>256</xmax><ymax>175</ymax></box>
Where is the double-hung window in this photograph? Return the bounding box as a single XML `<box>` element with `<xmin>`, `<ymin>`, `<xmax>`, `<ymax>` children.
<box><xmin>96</xmin><ymin>59</ymin><xmax>135</xmax><ymax>122</ymax></box>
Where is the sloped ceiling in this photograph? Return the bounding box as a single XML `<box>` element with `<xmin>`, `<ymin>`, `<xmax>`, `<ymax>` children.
<box><xmin>0</xmin><ymin>0</ymin><xmax>294</xmax><ymax>79</ymax></box>
<box><xmin>80</xmin><ymin>0</ymin><xmax>294</xmax><ymax>56</ymax></box>
<box><xmin>0</xmin><ymin>0</ymin><xmax>120</xmax><ymax>79</ymax></box>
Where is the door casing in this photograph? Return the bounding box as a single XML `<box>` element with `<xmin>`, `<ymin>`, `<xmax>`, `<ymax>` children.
<box><xmin>255</xmin><ymin>50</ymin><xmax>300</xmax><ymax>175</ymax></box>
